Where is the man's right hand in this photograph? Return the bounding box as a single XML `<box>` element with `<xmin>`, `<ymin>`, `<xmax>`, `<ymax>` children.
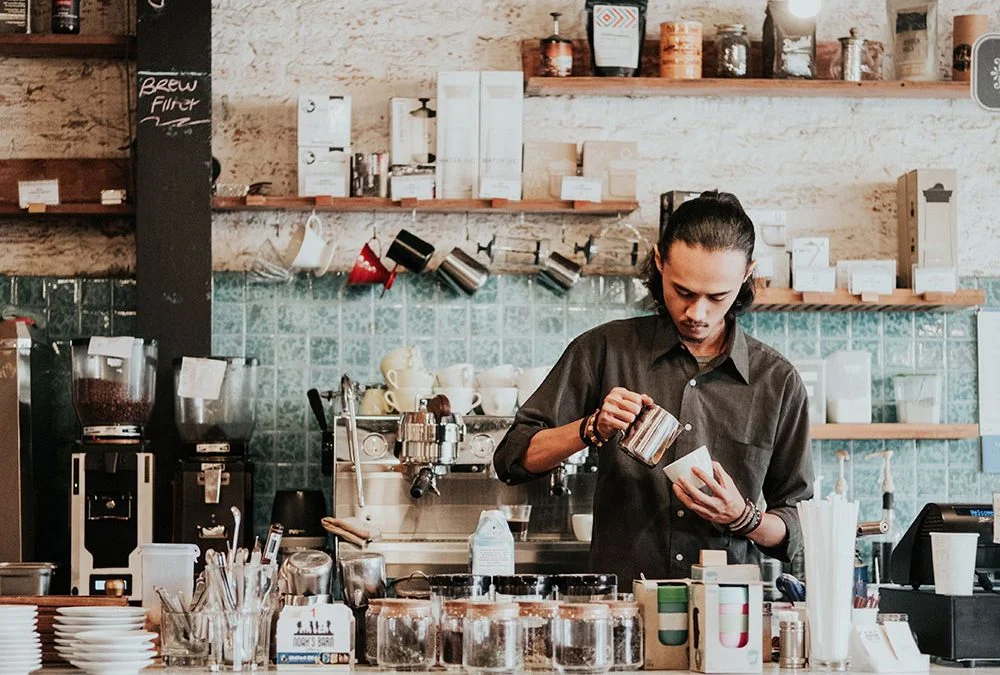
<box><xmin>595</xmin><ymin>387</ymin><xmax>654</xmax><ymax>440</ymax></box>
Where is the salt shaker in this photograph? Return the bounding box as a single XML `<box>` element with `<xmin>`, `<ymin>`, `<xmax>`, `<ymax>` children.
<box><xmin>778</xmin><ymin>618</ymin><xmax>806</xmax><ymax>669</ymax></box>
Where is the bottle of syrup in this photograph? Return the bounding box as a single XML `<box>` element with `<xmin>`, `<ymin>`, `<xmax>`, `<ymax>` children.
<box><xmin>52</xmin><ymin>0</ymin><xmax>81</xmax><ymax>34</ymax></box>
<box><xmin>541</xmin><ymin>12</ymin><xmax>573</xmax><ymax>77</ymax></box>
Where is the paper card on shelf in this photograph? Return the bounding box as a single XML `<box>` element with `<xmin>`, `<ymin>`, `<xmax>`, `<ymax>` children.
<box><xmin>560</xmin><ymin>177</ymin><xmax>602</xmax><ymax>203</ymax></box>
<box><xmin>792</xmin><ymin>265</ymin><xmax>835</xmax><ymax>293</ymax></box>
<box><xmin>882</xmin><ymin>621</ymin><xmax>929</xmax><ymax>672</ymax></box>
<box><xmin>390</xmin><ymin>175</ymin><xmax>435</xmax><ymax>201</ymax></box>
<box><xmin>978</xmin><ymin>311</ymin><xmax>1000</xmax><ymax>436</ymax></box>
<box><xmin>913</xmin><ymin>265</ymin><xmax>958</xmax><ymax>294</ymax></box>
<box><xmin>849</xmin><ymin>266</ymin><xmax>895</xmax><ymax>296</ymax></box>
<box><xmin>88</xmin><ymin>337</ymin><xmax>135</xmax><ymax>360</ymax></box>
<box><xmin>836</xmin><ymin>260</ymin><xmax>897</xmax><ymax>289</ymax></box>
<box><xmin>18</xmin><ymin>179</ymin><xmax>60</xmax><ymax>209</ymax></box>
<box><xmin>850</xmin><ymin>625</ymin><xmax>899</xmax><ymax>673</ymax></box>
<box><xmin>479</xmin><ymin>177</ymin><xmax>522</xmax><ymax>201</ymax></box>
<box><xmin>177</xmin><ymin>357</ymin><xmax>227</xmax><ymax>400</ymax></box>
<box><xmin>791</xmin><ymin>237</ymin><xmax>829</xmax><ymax>268</ymax></box>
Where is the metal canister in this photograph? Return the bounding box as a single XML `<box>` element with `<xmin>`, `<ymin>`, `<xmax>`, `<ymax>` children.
<box><xmin>619</xmin><ymin>404</ymin><xmax>684</xmax><ymax>466</ymax></box>
<box><xmin>839</xmin><ymin>27</ymin><xmax>866</xmax><ymax>82</ymax></box>
<box><xmin>659</xmin><ymin>21</ymin><xmax>703</xmax><ymax>79</ymax></box>
<box><xmin>778</xmin><ymin>619</ymin><xmax>806</xmax><ymax>669</ymax></box>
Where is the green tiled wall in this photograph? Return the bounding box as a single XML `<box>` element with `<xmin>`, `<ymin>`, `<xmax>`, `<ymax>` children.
<box><xmin>4</xmin><ymin>272</ymin><xmax>998</xmax><ymax>538</ymax></box>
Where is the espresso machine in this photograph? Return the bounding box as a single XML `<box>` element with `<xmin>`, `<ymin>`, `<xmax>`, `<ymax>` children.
<box><xmin>172</xmin><ymin>357</ymin><xmax>257</xmax><ymax>572</ymax></box>
<box><xmin>70</xmin><ymin>337</ymin><xmax>157</xmax><ymax>598</ymax></box>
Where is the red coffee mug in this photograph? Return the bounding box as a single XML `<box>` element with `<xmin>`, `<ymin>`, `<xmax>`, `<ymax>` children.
<box><xmin>347</xmin><ymin>240</ymin><xmax>397</xmax><ymax>292</ymax></box>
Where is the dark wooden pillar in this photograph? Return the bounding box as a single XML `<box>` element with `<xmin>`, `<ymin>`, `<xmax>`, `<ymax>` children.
<box><xmin>136</xmin><ymin>0</ymin><xmax>212</xmax><ymax>542</ymax></box>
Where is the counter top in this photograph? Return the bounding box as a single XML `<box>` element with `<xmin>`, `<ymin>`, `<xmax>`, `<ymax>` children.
<box><xmin>32</xmin><ymin>666</ymin><xmax>1000</xmax><ymax>674</ymax></box>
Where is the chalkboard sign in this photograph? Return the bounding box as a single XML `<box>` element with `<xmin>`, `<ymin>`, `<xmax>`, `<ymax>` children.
<box><xmin>136</xmin><ymin>70</ymin><xmax>210</xmax><ymax>134</ymax></box>
<box><xmin>972</xmin><ymin>34</ymin><xmax>1000</xmax><ymax>112</ymax></box>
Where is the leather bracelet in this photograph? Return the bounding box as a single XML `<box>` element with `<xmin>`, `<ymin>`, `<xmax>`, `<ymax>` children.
<box><xmin>731</xmin><ymin>501</ymin><xmax>763</xmax><ymax>537</ymax></box>
<box><xmin>726</xmin><ymin>499</ymin><xmax>753</xmax><ymax>532</ymax></box>
<box><xmin>578</xmin><ymin>415</ymin><xmax>590</xmax><ymax>445</ymax></box>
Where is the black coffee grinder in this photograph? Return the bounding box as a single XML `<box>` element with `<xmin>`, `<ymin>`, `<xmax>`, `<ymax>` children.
<box><xmin>70</xmin><ymin>337</ymin><xmax>157</xmax><ymax>599</ymax></box>
<box><xmin>171</xmin><ymin>357</ymin><xmax>257</xmax><ymax>573</ymax></box>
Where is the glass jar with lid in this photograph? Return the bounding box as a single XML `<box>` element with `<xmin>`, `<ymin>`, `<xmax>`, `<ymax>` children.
<box><xmin>553</xmin><ymin>603</ymin><xmax>614</xmax><ymax>674</ymax></box>
<box><xmin>440</xmin><ymin>599</ymin><xmax>483</xmax><ymax>670</ymax></box>
<box><xmin>519</xmin><ymin>600</ymin><xmax>560</xmax><ymax>671</ymax></box>
<box><xmin>494</xmin><ymin>574</ymin><xmax>553</xmax><ymax>601</ymax></box>
<box><xmin>594</xmin><ymin>601</ymin><xmax>643</xmax><ymax>671</ymax></box>
<box><xmin>364</xmin><ymin>599</ymin><xmax>384</xmax><ymax>665</ymax></box>
<box><xmin>553</xmin><ymin>574</ymin><xmax>618</xmax><ymax>603</ymax></box>
<box><xmin>463</xmin><ymin>602</ymin><xmax>523</xmax><ymax>674</ymax></box>
<box><xmin>714</xmin><ymin>23</ymin><xmax>750</xmax><ymax>78</ymax></box>
<box><xmin>376</xmin><ymin>599</ymin><xmax>436</xmax><ymax>670</ymax></box>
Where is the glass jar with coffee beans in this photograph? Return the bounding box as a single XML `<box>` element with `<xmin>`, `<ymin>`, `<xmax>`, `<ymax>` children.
<box><xmin>518</xmin><ymin>600</ymin><xmax>560</xmax><ymax>671</ymax></box>
<box><xmin>553</xmin><ymin>603</ymin><xmax>614</xmax><ymax>674</ymax></box>
<box><xmin>462</xmin><ymin>602</ymin><xmax>523</xmax><ymax>674</ymax></box>
<box><xmin>594</xmin><ymin>601</ymin><xmax>643</xmax><ymax>671</ymax></box>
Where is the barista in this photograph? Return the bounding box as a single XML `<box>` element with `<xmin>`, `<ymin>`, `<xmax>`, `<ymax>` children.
<box><xmin>494</xmin><ymin>191</ymin><xmax>813</xmax><ymax>582</ymax></box>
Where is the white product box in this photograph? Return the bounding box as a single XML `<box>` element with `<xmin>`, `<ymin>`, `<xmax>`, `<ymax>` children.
<box><xmin>390</xmin><ymin>174</ymin><xmax>435</xmax><ymax>201</ymax></box>
<box><xmin>912</xmin><ymin>265</ymin><xmax>958</xmax><ymax>295</ymax></box>
<box><xmin>746</xmin><ymin>209</ymin><xmax>788</xmax><ymax>247</ymax></box>
<box><xmin>436</xmin><ymin>71</ymin><xmax>480</xmax><ymax>199</ymax></box>
<box><xmin>790</xmin><ymin>237</ymin><xmax>829</xmax><ymax>269</ymax></box>
<box><xmin>479</xmin><ymin>71</ymin><xmax>523</xmax><ymax>200</ymax></box>
<box><xmin>522</xmin><ymin>142</ymin><xmax>578</xmax><ymax>200</ymax></box>
<box><xmin>582</xmin><ymin>141</ymin><xmax>638</xmax><ymax>201</ymax></box>
<box><xmin>390</xmin><ymin>97</ymin><xmax>436</xmax><ymax>167</ymax></box>
<box><xmin>792</xmin><ymin>265</ymin><xmax>835</xmax><ymax>293</ymax></box>
<box><xmin>835</xmin><ymin>260</ymin><xmax>897</xmax><ymax>290</ymax></box>
<box><xmin>751</xmin><ymin>210</ymin><xmax>790</xmax><ymax>289</ymax></box>
<box><xmin>690</xmin><ymin>581</ymin><xmax>764</xmax><ymax>673</ymax></box>
<box><xmin>897</xmin><ymin>169</ymin><xmax>958</xmax><ymax>286</ymax></box>
<box><xmin>792</xmin><ymin>359</ymin><xmax>827</xmax><ymax>424</ymax></box>
<box><xmin>298</xmin><ymin>95</ymin><xmax>351</xmax><ymax>148</ymax></box>
<box><xmin>298</xmin><ymin>146</ymin><xmax>350</xmax><ymax>198</ymax></box>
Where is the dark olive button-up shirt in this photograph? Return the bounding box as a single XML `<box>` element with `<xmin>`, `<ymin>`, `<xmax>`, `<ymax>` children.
<box><xmin>493</xmin><ymin>314</ymin><xmax>814</xmax><ymax>583</ymax></box>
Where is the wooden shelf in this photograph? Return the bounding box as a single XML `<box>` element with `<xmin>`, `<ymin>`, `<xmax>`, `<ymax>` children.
<box><xmin>525</xmin><ymin>76</ymin><xmax>969</xmax><ymax>99</ymax></box>
<box><xmin>811</xmin><ymin>424</ymin><xmax>980</xmax><ymax>440</ymax></box>
<box><xmin>212</xmin><ymin>195</ymin><xmax>639</xmax><ymax>215</ymax></box>
<box><xmin>751</xmin><ymin>287</ymin><xmax>984</xmax><ymax>312</ymax></box>
<box><xmin>0</xmin><ymin>34</ymin><xmax>135</xmax><ymax>59</ymax></box>
<box><xmin>0</xmin><ymin>203</ymin><xmax>133</xmax><ymax>217</ymax></box>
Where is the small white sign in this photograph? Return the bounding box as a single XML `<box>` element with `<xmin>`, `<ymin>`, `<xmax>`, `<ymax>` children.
<box><xmin>276</xmin><ymin>602</ymin><xmax>354</xmax><ymax>669</ymax></box>
<box><xmin>849</xmin><ymin>268</ymin><xmax>895</xmax><ymax>296</ymax></box>
<box><xmin>560</xmin><ymin>176</ymin><xmax>603</xmax><ymax>203</ymax></box>
<box><xmin>791</xmin><ymin>237</ymin><xmax>830</xmax><ymax>269</ymax></box>
<box><xmin>793</xmin><ymin>265</ymin><xmax>836</xmax><ymax>293</ymax></box>
<box><xmin>88</xmin><ymin>336</ymin><xmax>136</xmax><ymax>360</ymax></box>
<box><xmin>913</xmin><ymin>266</ymin><xmax>958</xmax><ymax>294</ymax></box>
<box><xmin>390</xmin><ymin>175</ymin><xmax>435</xmax><ymax>201</ymax></box>
<box><xmin>18</xmin><ymin>179</ymin><xmax>60</xmax><ymax>209</ymax></box>
<box><xmin>177</xmin><ymin>357</ymin><xmax>227</xmax><ymax>400</ymax></box>
<box><xmin>479</xmin><ymin>177</ymin><xmax>522</xmax><ymax>201</ymax></box>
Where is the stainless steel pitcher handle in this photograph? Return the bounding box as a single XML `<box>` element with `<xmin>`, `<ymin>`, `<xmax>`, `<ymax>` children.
<box><xmin>340</xmin><ymin>374</ymin><xmax>366</xmax><ymax>510</ymax></box>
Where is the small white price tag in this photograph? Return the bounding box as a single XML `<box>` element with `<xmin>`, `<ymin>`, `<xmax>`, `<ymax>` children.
<box><xmin>849</xmin><ymin>268</ymin><xmax>894</xmax><ymax>296</ymax></box>
<box><xmin>18</xmin><ymin>179</ymin><xmax>60</xmax><ymax>209</ymax></box>
<box><xmin>390</xmin><ymin>175</ymin><xmax>435</xmax><ymax>200</ymax></box>
<box><xmin>792</xmin><ymin>266</ymin><xmax>836</xmax><ymax>293</ymax></box>
<box><xmin>88</xmin><ymin>336</ymin><xmax>136</xmax><ymax>360</ymax></box>
<box><xmin>479</xmin><ymin>177</ymin><xmax>522</xmax><ymax>201</ymax></box>
<box><xmin>560</xmin><ymin>177</ymin><xmax>603</xmax><ymax>202</ymax></box>
<box><xmin>913</xmin><ymin>266</ymin><xmax>958</xmax><ymax>294</ymax></box>
<box><xmin>177</xmin><ymin>357</ymin><xmax>227</xmax><ymax>400</ymax></box>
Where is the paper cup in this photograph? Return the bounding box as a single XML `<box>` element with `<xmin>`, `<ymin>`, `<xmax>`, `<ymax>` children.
<box><xmin>931</xmin><ymin>532</ymin><xmax>979</xmax><ymax>595</ymax></box>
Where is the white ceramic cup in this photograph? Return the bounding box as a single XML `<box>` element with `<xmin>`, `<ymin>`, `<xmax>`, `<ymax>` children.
<box><xmin>516</xmin><ymin>366</ymin><xmax>551</xmax><ymax>406</ymax></box>
<box><xmin>386</xmin><ymin>368</ymin><xmax>435</xmax><ymax>390</ymax></box>
<box><xmin>480</xmin><ymin>387</ymin><xmax>519</xmax><ymax>416</ymax></box>
<box><xmin>359</xmin><ymin>388</ymin><xmax>391</xmax><ymax>416</ymax></box>
<box><xmin>384</xmin><ymin>387</ymin><xmax>431</xmax><ymax>413</ymax></box>
<box><xmin>662</xmin><ymin>445</ymin><xmax>713</xmax><ymax>489</ymax></box>
<box><xmin>436</xmin><ymin>363</ymin><xmax>475</xmax><ymax>388</ymax></box>
<box><xmin>931</xmin><ymin>532</ymin><xmax>979</xmax><ymax>595</ymax></box>
<box><xmin>571</xmin><ymin>514</ymin><xmax>593</xmax><ymax>542</ymax></box>
<box><xmin>476</xmin><ymin>364</ymin><xmax>521</xmax><ymax>388</ymax></box>
<box><xmin>379</xmin><ymin>346</ymin><xmax>424</xmax><ymax>382</ymax></box>
<box><xmin>285</xmin><ymin>214</ymin><xmax>329</xmax><ymax>270</ymax></box>
<box><xmin>432</xmin><ymin>387</ymin><xmax>482</xmax><ymax>415</ymax></box>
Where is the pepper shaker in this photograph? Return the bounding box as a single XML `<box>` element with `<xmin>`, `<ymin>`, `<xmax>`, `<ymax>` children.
<box><xmin>778</xmin><ymin>618</ymin><xmax>806</xmax><ymax>669</ymax></box>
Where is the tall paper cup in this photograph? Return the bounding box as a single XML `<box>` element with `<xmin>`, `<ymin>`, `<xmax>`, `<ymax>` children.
<box><xmin>931</xmin><ymin>532</ymin><xmax>979</xmax><ymax>595</ymax></box>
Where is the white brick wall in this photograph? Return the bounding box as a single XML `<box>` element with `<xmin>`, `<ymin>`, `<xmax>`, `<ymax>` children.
<box><xmin>4</xmin><ymin>1</ymin><xmax>1000</xmax><ymax>276</ymax></box>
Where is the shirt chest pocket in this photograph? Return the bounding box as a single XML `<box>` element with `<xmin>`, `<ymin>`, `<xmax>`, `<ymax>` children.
<box><xmin>711</xmin><ymin>431</ymin><xmax>773</xmax><ymax>501</ymax></box>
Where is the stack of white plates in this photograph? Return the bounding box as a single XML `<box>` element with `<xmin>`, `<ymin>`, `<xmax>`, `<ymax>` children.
<box><xmin>0</xmin><ymin>605</ymin><xmax>41</xmax><ymax>674</ymax></box>
<box><xmin>54</xmin><ymin>607</ymin><xmax>154</xmax><ymax>675</ymax></box>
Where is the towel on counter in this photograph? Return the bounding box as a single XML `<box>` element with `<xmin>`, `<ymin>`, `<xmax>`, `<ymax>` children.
<box><xmin>321</xmin><ymin>516</ymin><xmax>382</xmax><ymax>548</ymax></box>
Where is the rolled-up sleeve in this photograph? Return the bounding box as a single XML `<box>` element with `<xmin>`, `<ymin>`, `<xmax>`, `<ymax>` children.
<box><xmin>758</xmin><ymin>370</ymin><xmax>814</xmax><ymax>562</ymax></box>
<box><xmin>493</xmin><ymin>333</ymin><xmax>602</xmax><ymax>485</ymax></box>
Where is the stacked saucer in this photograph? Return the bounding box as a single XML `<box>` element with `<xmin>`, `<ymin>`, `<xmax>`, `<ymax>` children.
<box><xmin>54</xmin><ymin>607</ymin><xmax>154</xmax><ymax>675</ymax></box>
<box><xmin>0</xmin><ymin>604</ymin><xmax>42</xmax><ymax>675</ymax></box>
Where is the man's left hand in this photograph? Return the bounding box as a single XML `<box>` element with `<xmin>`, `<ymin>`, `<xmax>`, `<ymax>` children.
<box><xmin>672</xmin><ymin>461</ymin><xmax>746</xmax><ymax>527</ymax></box>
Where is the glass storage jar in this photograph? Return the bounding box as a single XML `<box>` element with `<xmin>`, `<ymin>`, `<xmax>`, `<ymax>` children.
<box><xmin>463</xmin><ymin>602</ymin><xmax>523</xmax><ymax>674</ymax></box>
<box><xmin>493</xmin><ymin>574</ymin><xmax>553</xmax><ymax>601</ymax></box>
<box><xmin>554</xmin><ymin>574</ymin><xmax>618</xmax><ymax>603</ymax></box>
<box><xmin>595</xmin><ymin>601</ymin><xmax>643</xmax><ymax>670</ymax></box>
<box><xmin>377</xmin><ymin>599</ymin><xmax>436</xmax><ymax>670</ymax></box>
<box><xmin>714</xmin><ymin>23</ymin><xmax>750</xmax><ymax>77</ymax></box>
<box><xmin>440</xmin><ymin>599</ymin><xmax>482</xmax><ymax>670</ymax></box>
<box><xmin>518</xmin><ymin>600</ymin><xmax>560</xmax><ymax>671</ymax></box>
<box><xmin>553</xmin><ymin>603</ymin><xmax>614</xmax><ymax>674</ymax></box>
<box><xmin>364</xmin><ymin>599</ymin><xmax>384</xmax><ymax>665</ymax></box>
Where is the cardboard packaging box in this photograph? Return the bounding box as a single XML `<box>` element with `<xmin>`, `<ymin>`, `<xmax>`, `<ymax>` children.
<box><xmin>390</xmin><ymin>97</ymin><xmax>436</xmax><ymax>167</ymax></box>
<box><xmin>0</xmin><ymin>0</ymin><xmax>28</xmax><ymax>33</ymax></box>
<box><xmin>690</xmin><ymin>580</ymin><xmax>764</xmax><ymax>673</ymax></box>
<box><xmin>634</xmin><ymin>579</ymin><xmax>691</xmax><ymax>671</ymax></box>
<box><xmin>523</xmin><ymin>142</ymin><xmax>578</xmax><ymax>200</ymax></box>
<box><xmin>298</xmin><ymin>146</ymin><xmax>350</xmax><ymax>198</ymax></box>
<box><xmin>792</xmin><ymin>359</ymin><xmax>827</xmax><ymax>423</ymax></box>
<box><xmin>436</xmin><ymin>71</ymin><xmax>480</xmax><ymax>200</ymax></box>
<box><xmin>582</xmin><ymin>141</ymin><xmax>638</xmax><ymax>202</ymax></box>
<box><xmin>479</xmin><ymin>71</ymin><xmax>523</xmax><ymax>200</ymax></box>
<box><xmin>897</xmin><ymin>169</ymin><xmax>958</xmax><ymax>287</ymax></box>
<box><xmin>298</xmin><ymin>95</ymin><xmax>351</xmax><ymax>148</ymax></box>
<box><xmin>660</xmin><ymin>190</ymin><xmax>702</xmax><ymax>237</ymax></box>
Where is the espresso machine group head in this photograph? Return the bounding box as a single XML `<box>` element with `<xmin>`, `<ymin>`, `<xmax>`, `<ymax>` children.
<box><xmin>397</xmin><ymin>399</ymin><xmax>466</xmax><ymax>499</ymax></box>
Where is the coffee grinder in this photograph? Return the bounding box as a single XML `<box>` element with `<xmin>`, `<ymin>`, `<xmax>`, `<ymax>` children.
<box><xmin>70</xmin><ymin>337</ymin><xmax>157</xmax><ymax>598</ymax></box>
<box><xmin>171</xmin><ymin>357</ymin><xmax>257</xmax><ymax>572</ymax></box>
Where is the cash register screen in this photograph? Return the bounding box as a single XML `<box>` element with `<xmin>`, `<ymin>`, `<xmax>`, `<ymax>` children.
<box><xmin>953</xmin><ymin>507</ymin><xmax>994</xmax><ymax>518</ymax></box>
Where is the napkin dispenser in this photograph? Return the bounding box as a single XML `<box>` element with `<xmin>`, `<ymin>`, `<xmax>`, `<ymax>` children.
<box><xmin>889</xmin><ymin>503</ymin><xmax>1000</xmax><ymax>588</ymax></box>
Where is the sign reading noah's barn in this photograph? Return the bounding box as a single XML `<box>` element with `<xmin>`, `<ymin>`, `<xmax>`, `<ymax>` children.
<box><xmin>972</xmin><ymin>34</ymin><xmax>1000</xmax><ymax>111</ymax></box>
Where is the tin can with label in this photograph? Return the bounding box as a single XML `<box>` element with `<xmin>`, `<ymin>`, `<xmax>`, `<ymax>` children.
<box><xmin>660</xmin><ymin>21</ymin><xmax>702</xmax><ymax>80</ymax></box>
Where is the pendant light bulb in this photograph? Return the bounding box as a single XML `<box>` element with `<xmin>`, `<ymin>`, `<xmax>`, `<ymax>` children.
<box><xmin>788</xmin><ymin>0</ymin><xmax>821</xmax><ymax>18</ymax></box>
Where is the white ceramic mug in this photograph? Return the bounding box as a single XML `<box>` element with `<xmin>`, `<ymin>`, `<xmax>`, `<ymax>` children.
<box><xmin>432</xmin><ymin>387</ymin><xmax>482</xmax><ymax>415</ymax></box>
<box><xmin>476</xmin><ymin>364</ymin><xmax>521</xmax><ymax>388</ymax></box>
<box><xmin>379</xmin><ymin>346</ymin><xmax>424</xmax><ymax>382</ymax></box>
<box><xmin>480</xmin><ymin>387</ymin><xmax>519</xmax><ymax>416</ymax></box>
<box><xmin>436</xmin><ymin>363</ymin><xmax>475</xmax><ymax>388</ymax></box>
<box><xmin>516</xmin><ymin>366</ymin><xmax>551</xmax><ymax>406</ymax></box>
<box><xmin>359</xmin><ymin>387</ymin><xmax>391</xmax><ymax>416</ymax></box>
<box><xmin>386</xmin><ymin>368</ymin><xmax>435</xmax><ymax>390</ymax></box>
<box><xmin>383</xmin><ymin>387</ymin><xmax>431</xmax><ymax>413</ymax></box>
<box><xmin>284</xmin><ymin>213</ymin><xmax>329</xmax><ymax>270</ymax></box>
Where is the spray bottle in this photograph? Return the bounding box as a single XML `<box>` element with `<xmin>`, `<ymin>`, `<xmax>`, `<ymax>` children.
<box><xmin>867</xmin><ymin>450</ymin><xmax>895</xmax><ymax>583</ymax></box>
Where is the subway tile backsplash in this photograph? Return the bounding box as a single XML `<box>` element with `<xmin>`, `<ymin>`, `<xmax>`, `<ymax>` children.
<box><xmin>1</xmin><ymin>272</ymin><xmax>994</xmax><ymax>537</ymax></box>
